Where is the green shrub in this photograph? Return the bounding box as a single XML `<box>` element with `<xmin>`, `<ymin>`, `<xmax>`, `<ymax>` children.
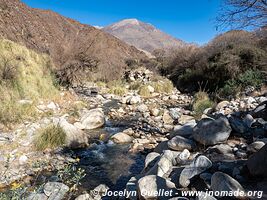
<box><xmin>237</xmin><ymin>69</ymin><xmax>264</xmax><ymax>87</ymax></box>
<box><xmin>193</xmin><ymin>92</ymin><xmax>214</xmax><ymax>118</ymax></box>
<box><xmin>219</xmin><ymin>69</ymin><xmax>264</xmax><ymax>98</ymax></box>
<box><xmin>160</xmin><ymin>30</ymin><xmax>267</xmax><ymax>93</ymax></box>
<box><xmin>34</xmin><ymin>124</ymin><xmax>66</xmax><ymax>151</ymax></box>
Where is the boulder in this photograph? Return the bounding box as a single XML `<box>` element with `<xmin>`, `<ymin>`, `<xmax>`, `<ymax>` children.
<box><xmin>211</xmin><ymin>172</ymin><xmax>245</xmax><ymax>199</ymax></box>
<box><xmin>247</xmin><ymin>144</ymin><xmax>267</xmax><ymax>178</ymax></box>
<box><xmin>193</xmin><ymin>117</ymin><xmax>231</xmax><ymax>145</ymax></box>
<box><xmin>178</xmin><ymin>115</ymin><xmax>195</xmax><ymax>125</ymax></box>
<box><xmin>80</xmin><ymin>108</ymin><xmax>105</xmax><ymax>130</ymax></box>
<box><xmin>55</xmin><ymin>118</ymin><xmax>89</xmax><ymax>149</ymax></box>
<box><xmin>228</xmin><ymin>115</ymin><xmax>248</xmax><ymax>134</ymax></box>
<box><xmin>137</xmin><ymin>175</ymin><xmax>176</xmax><ymax>200</ymax></box>
<box><xmin>179</xmin><ymin>155</ymin><xmax>212</xmax><ymax>187</ymax></box>
<box><xmin>111</xmin><ymin>132</ymin><xmax>133</xmax><ymax>144</ymax></box>
<box><xmin>252</xmin><ymin>101</ymin><xmax>267</xmax><ymax>120</ymax></box>
<box><xmin>168</xmin><ymin>136</ymin><xmax>196</xmax><ymax>151</ymax></box>
<box><xmin>144</xmin><ymin>152</ymin><xmax>160</xmax><ymax>169</ymax></box>
<box><xmin>170</xmin><ymin>121</ymin><xmax>196</xmax><ymax>138</ymax></box>
<box><xmin>154</xmin><ymin>141</ymin><xmax>169</xmax><ymax>154</ymax></box>
<box><xmin>176</xmin><ymin>149</ymin><xmax>190</xmax><ymax>165</ymax></box>
<box><xmin>43</xmin><ymin>182</ymin><xmax>69</xmax><ymax>200</ymax></box>
<box><xmin>247</xmin><ymin>141</ymin><xmax>265</xmax><ymax>153</ymax></box>
<box><xmin>146</xmin><ymin>150</ymin><xmax>173</xmax><ymax>177</ymax></box>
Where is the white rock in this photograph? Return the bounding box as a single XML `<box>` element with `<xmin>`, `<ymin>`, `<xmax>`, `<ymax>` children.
<box><xmin>111</xmin><ymin>132</ymin><xmax>133</xmax><ymax>144</ymax></box>
<box><xmin>147</xmin><ymin>85</ymin><xmax>155</xmax><ymax>93</ymax></box>
<box><xmin>47</xmin><ymin>102</ymin><xmax>58</xmax><ymax>110</ymax></box>
<box><xmin>81</xmin><ymin>108</ymin><xmax>105</xmax><ymax>130</ymax></box>
<box><xmin>19</xmin><ymin>155</ymin><xmax>28</xmax><ymax>165</ymax></box>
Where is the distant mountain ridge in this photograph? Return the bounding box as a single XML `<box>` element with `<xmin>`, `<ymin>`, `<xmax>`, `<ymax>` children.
<box><xmin>0</xmin><ymin>1</ymin><xmax>145</xmax><ymax>81</ymax></box>
<box><xmin>103</xmin><ymin>19</ymin><xmax>186</xmax><ymax>53</ymax></box>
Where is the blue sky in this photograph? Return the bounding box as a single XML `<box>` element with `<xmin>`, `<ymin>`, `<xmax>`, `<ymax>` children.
<box><xmin>22</xmin><ymin>0</ymin><xmax>223</xmax><ymax>44</ymax></box>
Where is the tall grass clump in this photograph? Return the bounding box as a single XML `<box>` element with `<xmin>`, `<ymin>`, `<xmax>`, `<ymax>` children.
<box><xmin>0</xmin><ymin>39</ymin><xmax>59</xmax><ymax>125</ymax></box>
<box><xmin>34</xmin><ymin>124</ymin><xmax>66</xmax><ymax>151</ymax></box>
<box><xmin>193</xmin><ymin>91</ymin><xmax>214</xmax><ymax>118</ymax></box>
<box><xmin>107</xmin><ymin>79</ymin><xmax>127</xmax><ymax>96</ymax></box>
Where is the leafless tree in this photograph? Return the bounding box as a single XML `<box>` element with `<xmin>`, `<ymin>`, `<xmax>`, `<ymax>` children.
<box><xmin>216</xmin><ymin>0</ymin><xmax>267</xmax><ymax>29</ymax></box>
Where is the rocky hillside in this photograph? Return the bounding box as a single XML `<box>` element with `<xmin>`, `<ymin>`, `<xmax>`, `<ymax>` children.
<box><xmin>0</xmin><ymin>0</ymin><xmax>146</xmax><ymax>81</ymax></box>
<box><xmin>103</xmin><ymin>19</ymin><xmax>186</xmax><ymax>53</ymax></box>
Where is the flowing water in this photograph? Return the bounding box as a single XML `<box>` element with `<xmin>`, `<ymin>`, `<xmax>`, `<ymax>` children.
<box><xmin>72</xmin><ymin>98</ymin><xmax>145</xmax><ymax>192</ymax></box>
<box><xmin>74</xmin><ymin>124</ymin><xmax>145</xmax><ymax>191</ymax></box>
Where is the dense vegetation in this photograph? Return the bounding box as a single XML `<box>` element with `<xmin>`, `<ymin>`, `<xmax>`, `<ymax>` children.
<box><xmin>0</xmin><ymin>39</ymin><xmax>59</xmax><ymax>125</ymax></box>
<box><xmin>156</xmin><ymin>30</ymin><xmax>267</xmax><ymax>98</ymax></box>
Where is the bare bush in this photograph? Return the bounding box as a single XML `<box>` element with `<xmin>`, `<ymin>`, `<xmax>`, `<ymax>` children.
<box><xmin>56</xmin><ymin>54</ymin><xmax>99</xmax><ymax>87</ymax></box>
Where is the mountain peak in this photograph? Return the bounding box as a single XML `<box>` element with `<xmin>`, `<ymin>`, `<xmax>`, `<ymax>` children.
<box><xmin>109</xmin><ymin>18</ymin><xmax>141</xmax><ymax>29</ymax></box>
<box><xmin>103</xmin><ymin>19</ymin><xmax>186</xmax><ymax>53</ymax></box>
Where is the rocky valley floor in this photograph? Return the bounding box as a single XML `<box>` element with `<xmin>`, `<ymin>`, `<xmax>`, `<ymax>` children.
<box><xmin>0</xmin><ymin>69</ymin><xmax>267</xmax><ymax>200</ymax></box>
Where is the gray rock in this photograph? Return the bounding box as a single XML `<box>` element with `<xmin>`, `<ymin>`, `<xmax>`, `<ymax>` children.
<box><xmin>228</xmin><ymin>115</ymin><xmax>248</xmax><ymax>134</ymax></box>
<box><xmin>168</xmin><ymin>136</ymin><xmax>196</xmax><ymax>151</ymax></box>
<box><xmin>146</xmin><ymin>150</ymin><xmax>173</xmax><ymax>177</ymax></box>
<box><xmin>127</xmin><ymin>96</ymin><xmax>142</xmax><ymax>105</ymax></box>
<box><xmin>43</xmin><ymin>182</ymin><xmax>69</xmax><ymax>200</ymax></box>
<box><xmin>252</xmin><ymin>101</ymin><xmax>267</xmax><ymax>120</ymax></box>
<box><xmin>193</xmin><ymin>117</ymin><xmax>231</xmax><ymax>145</ymax></box>
<box><xmin>169</xmin><ymin>108</ymin><xmax>181</xmax><ymax>120</ymax></box>
<box><xmin>137</xmin><ymin>175</ymin><xmax>176</xmax><ymax>200</ymax></box>
<box><xmin>137</xmin><ymin>104</ymin><xmax>149</xmax><ymax>112</ymax></box>
<box><xmin>247</xmin><ymin>144</ymin><xmax>267</xmax><ymax>178</ymax></box>
<box><xmin>27</xmin><ymin>193</ymin><xmax>48</xmax><ymax>200</ymax></box>
<box><xmin>179</xmin><ymin>155</ymin><xmax>212</xmax><ymax>187</ymax></box>
<box><xmin>111</xmin><ymin>132</ymin><xmax>133</xmax><ymax>144</ymax></box>
<box><xmin>243</xmin><ymin>114</ymin><xmax>255</xmax><ymax>128</ymax></box>
<box><xmin>211</xmin><ymin>172</ymin><xmax>245</xmax><ymax>198</ymax></box>
<box><xmin>176</xmin><ymin>149</ymin><xmax>190</xmax><ymax>165</ymax></box>
<box><xmin>207</xmin><ymin>144</ymin><xmax>232</xmax><ymax>154</ymax></box>
<box><xmin>81</xmin><ymin>108</ymin><xmax>105</xmax><ymax>130</ymax></box>
<box><xmin>154</xmin><ymin>141</ymin><xmax>169</xmax><ymax>154</ymax></box>
<box><xmin>247</xmin><ymin>141</ymin><xmax>265</xmax><ymax>153</ymax></box>
<box><xmin>170</xmin><ymin>121</ymin><xmax>196</xmax><ymax>138</ymax></box>
<box><xmin>54</xmin><ymin>117</ymin><xmax>89</xmax><ymax>149</ymax></box>
<box><xmin>144</xmin><ymin>152</ymin><xmax>160</xmax><ymax>169</ymax></box>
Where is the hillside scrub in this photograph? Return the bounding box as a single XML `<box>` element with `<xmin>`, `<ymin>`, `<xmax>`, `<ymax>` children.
<box><xmin>158</xmin><ymin>30</ymin><xmax>267</xmax><ymax>96</ymax></box>
<box><xmin>0</xmin><ymin>39</ymin><xmax>59</xmax><ymax>125</ymax></box>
